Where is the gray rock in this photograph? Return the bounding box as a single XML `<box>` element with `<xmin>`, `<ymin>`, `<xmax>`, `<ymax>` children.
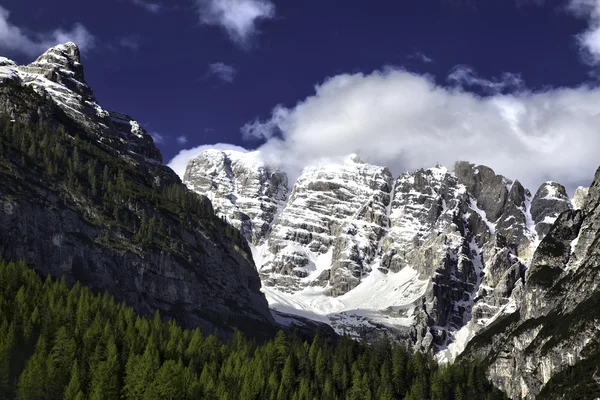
<box><xmin>454</xmin><ymin>161</ymin><xmax>509</xmax><ymax>222</ymax></box>
<box><xmin>530</xmin><ymin>181</ymin><xmax>572</xmax><ymax>237</ymax></box>
<box><xmin>462</xmin><ymin>167</ymin><xmax>600</xmax><ymax>399</ymax></box>
<box><xmin>573</xmin><ymin>186</ymin><xmax>589</xmax><ymax>210</ymax></box>
<box><xmin>183</xmin><ymin>150</ymin><xmax>288</xmax><ymax>245</ymax></box>
<box><xmin>0</xmin><ymin>44</ymin><xmax>277</xmax><ymax>342</ymax></box>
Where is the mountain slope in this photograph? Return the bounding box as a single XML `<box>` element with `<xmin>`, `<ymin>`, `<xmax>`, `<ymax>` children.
<box><xmin>0</xmin><ymin>43</ymin><xmax>276</xmax><ymax>340</ymax></box>
<box><xmin>183</xmin><ymin>150</ymin><xmax>573</xmax><ymax>351</ymax></box>
<box><xmin>460</xmin><ymin>167</ymin><xmax>600</xmax><ymax>399</ymax></box>
<box><xmin>0</xmin><ymin>257</ymin><xmax>506</xmax><ymax>400</ymax></box>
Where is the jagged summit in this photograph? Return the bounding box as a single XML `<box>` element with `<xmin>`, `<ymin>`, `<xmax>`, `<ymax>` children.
<box><xmin>184</xmin><ymin>152</ymin><xmax>575</xmax><ymax>351</ymax></box>
<box><xmin>0</xmin><ymin>43</ymin><xmax>162</xmax><ymax>162</ymax></box>
<box><xmin>34</xmin><ymin>42</ymin><xmax>82</xmax><ymax>68</ymax></box>
<box><xmin>184</xmin><ymin>149</ymin><xmax>288</xmax><ymax>245</ymax></box>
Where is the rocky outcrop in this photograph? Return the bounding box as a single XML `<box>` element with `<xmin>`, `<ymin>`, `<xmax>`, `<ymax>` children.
<box><xmin>263</xmin><ymin>155</ymin><xmax>394</xmax><ymax>295</ymax></box>
<box><xmin>184</xmin><ymin>149</ymin><xmax>288</xmax><ymax>245</ymax></box>
<box><xmin>461</xmin><ymin>167</ymin><xmax>600</xmax><ymax>399</ymax></box>
<box><xmin>0</xmin><ymin>43</ymin><xmax>277</xmax><ymax>341</ymax></box>
<box><xmin>573</xmin><ymin>186</ymin><xmax>590</xmax><ymax>210</ymax></box>
<box><xmin>530</xmin><ymin>182</ymin><xmax>572</xmax><ymax>237</ymax></box>
<box><xmin>0</xmin><ymin>42</ymin><xmax>162</xmax><ymax>162</ymax></box>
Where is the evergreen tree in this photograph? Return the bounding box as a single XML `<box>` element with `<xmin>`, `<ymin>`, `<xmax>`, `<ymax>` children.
<box><xmin>63</xmin><ymin>360</ymin><xmax>83</xmax><ymax>400</ymax></box>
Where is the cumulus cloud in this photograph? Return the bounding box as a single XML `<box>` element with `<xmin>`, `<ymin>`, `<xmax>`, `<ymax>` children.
<box><xmin>168</xmin><ymin>143</ymin><xmax>249</xmax><ymax>179</ymax></box>
<box><xmin>235</xmin><ymin>68</ymin><xmax>600</xmax><ymax>194</ymax></box>
<box><xmin>0</xmin><ymin>6</ymin><xmax>95</xmax><ymax>57</ymax></box>
<box><xmin>177</xmin><ymin>135</ymin><xmax>189</xmax><ymax>145</ymax></box>
<box><xmin>131</xmin><ymin>0</ymin><xmax>162</xmax><ymax>13</ymax></box>
<box><xmin>195</xmin><ymin>0</ymin><xmax>275</xmax><ymax>46</ymax></box>
<box><xmin>563</xmin><ymin>0</ymin><xmax>600</xmax><ymax>63</ymax></box>
<box><xmin>207</xmin><ymin>62</ymin><xmax>237</xmax><ymax>82</ymax></box>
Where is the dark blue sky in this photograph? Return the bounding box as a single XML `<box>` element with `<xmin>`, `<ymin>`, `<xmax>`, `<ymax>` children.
<box><xmin>0</xmin><ymin>0</ymin><xmax>593</xmax><ymax>164</ymax></box>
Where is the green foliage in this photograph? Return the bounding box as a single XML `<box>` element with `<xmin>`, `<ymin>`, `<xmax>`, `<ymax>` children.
<box><xmin>0</xmin><ymin>258</ymin><xmax>506</xmax><ymax>400</ymax></box>
<box><xmin>0</xmin><ymin>117</ymin><xmax>247</xmax><ymax>262</ymax></box>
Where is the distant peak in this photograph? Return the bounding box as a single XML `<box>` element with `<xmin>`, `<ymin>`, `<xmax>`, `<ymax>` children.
<box><xmin>347</xmin><ymin>153</ymin><xmax>364</xmax><ymax>164</ymax></box>
<box><xmin>23</xmin><ymin>41</ymin><xmax>91</xmax><ymax>99</ymax></box>
<box><xmin>36</xmin><ymin>42</ymin><xmax>82</xmax><ymax>65</ymax></box>
<box><xmin>0</xmin><ymin>57</ymin><xmax>16</xmax><ymax>67</ymax></box>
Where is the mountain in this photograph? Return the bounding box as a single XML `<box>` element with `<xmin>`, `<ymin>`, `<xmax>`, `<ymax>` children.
<box><xmin>460</xmin><ymin>169</ymin><xmax>599</xmax><ymax>399</ymax></box>
<box><xmin>0</xmin><ymin>43</ymin><xmax>276</xmax><ymax>340</ymax></box>
<box><xmin>183</xmin><ymin>150</ymin><xmax>574</xmax><ymax>352</ymax></box>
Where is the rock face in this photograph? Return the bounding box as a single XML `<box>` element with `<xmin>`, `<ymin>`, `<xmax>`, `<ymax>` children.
<box><xmin>0</xmin><ymin>42</ymin><xmax>162</xmax><ymax>162</ymax></box>
<box><xmin>184</xmin><ymin>152</ymin><xmax>574</xmax><ymax>351</ymax></box>
<box><xmin>530</xmin><ymin>181</ymin><xmax>572</xmax><ymax>237</ymax></box>
<box><xmin>461</xmin><ymin>167</ymin><xmax>600</xmax><ymax>399</ymax></box>
<box><xmin>183</xmin><ymin>149</ymin><xmax>288</xmax><ymax>245</ymax></box>
<box><xmin>0</xmin><ymin>43</ymin><xmax>276</xmax><ymax>341</ymax></box>
<box><xmin>261</xmin><ymin>155</ymin><xmax>394</xmax><ymax>295</ymax></box>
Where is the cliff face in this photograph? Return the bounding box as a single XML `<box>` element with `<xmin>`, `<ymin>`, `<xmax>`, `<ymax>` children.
<box><xmin>184</xmin><ymin>146</ymin><xmax>575</xmax><ymax>353</ymax></box>
<box><xmin>461</xmin><ymin>167</ymin><xmax>600</xmax><ymax>399</ymax></box>
<box><xmin>0</xmin><ymin>43</ymin><xmax>276</xmax><ymax>341</ymax></box>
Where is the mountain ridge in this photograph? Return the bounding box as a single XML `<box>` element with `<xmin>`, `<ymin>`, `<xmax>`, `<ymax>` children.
<box><xmin>183</xmin><ymin>149</ymin><xmax>577</xmax><ymax>355</ymax></box>
<box><xmin>0</xmin><ymin>43</ymin><xmax>278</xmax><ymax>341</ymax></box>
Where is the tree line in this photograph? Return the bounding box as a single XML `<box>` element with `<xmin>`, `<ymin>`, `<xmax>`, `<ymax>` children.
<box><xmin>0</xmin><ymin>117</ymin><xmax>246</xmax><ymax>255</ymax></box>
<box><xmin>0</xmin><ymin>258</ymin><xmax>506</xmax><ymax>400</ymax></box>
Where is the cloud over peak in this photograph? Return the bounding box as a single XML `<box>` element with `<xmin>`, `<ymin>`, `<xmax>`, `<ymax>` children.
<box><xmin>239</xmin><ymin>67</ymin><xmax>600</xmax><ymax>193</ymax></box>
<box><xmin>195</xmin><ymin>0</ymin><xmax>275</xmax><ymax>47</ymax></box>
<box><xmin>0</xmin><ymin>6</ymin><xmax>95</xmax><ymax>57</ymax></box>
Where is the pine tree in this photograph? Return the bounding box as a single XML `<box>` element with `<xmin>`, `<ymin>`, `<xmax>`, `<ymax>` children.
<box><xmin>48</xmin><ymin>326</ymin><xmax>77</xmax><ymax>397</ymax></box>
<box><xmin>0</xmin><ymin>322</ymin><xmax>15</xmax><ymax>398</ymax></box>
<box><xmin>63</xmin><ymin>360</ymin><xmax>83</xmax><ymax>400</ymax></box>
<box><xmin>16</xmin><ymin>335</ymin><xmax>49</xmax><ymax>400</ymax></box>
<box><xmin>88</xmin><ymin>337</ymin><xmax>120</xmax><ymax>400</ymax></box>
<box><xmin>144</xmin><ymin>359</ymin><xmax>186</xmax><ymax>400</ymax></box>
<box><xmin>123</xmin><ymin>338</ymin><xmax>160</xmax><ymax>400</ymax></box>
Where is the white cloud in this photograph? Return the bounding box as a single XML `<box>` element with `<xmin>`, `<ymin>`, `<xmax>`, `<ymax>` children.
<box><xmin>131</xmin><ymin>0</ymin><xmax>162</xmax><ymax>13</ymax></box>
<box><xmin>119</xmin><ymin>35</ymin><xmax>141</xmax><ymax>51</ymax></box>
<box><xmin>448</xmin><ymin>65</ymin><xmax>524</xmax><ymax>93</ymax></box>
<box><xmin>408</xmin><ymin>52</ymin><xmax>434</xmax><ymax>63</ymax></box>
<box><xmin>177</xmin><ymin>135</ymin><xmax>189</xmax><ymax>145</ymax></box>
<box><xmin>235</xmin><ymin>68</ymin><xmax>600</xmax><ymax>194</ymax></box>
<box><xmin>195</xmin><ymin>0</ymin><xmax>275</xmax><ymax>46</ymax></box>
<box><xmin>207</xmin><ymin>62</ymin><xmax>237</xmax><ymax>82</ymax></box>
<box><xmin>149</xmin><ymin>131</ymin><xmax>164</xmax><ymax>144</ymax></box>
<box><xmin>563</xmin><ymin>0</ymin><xmax>600</xmax><ymax>63</ymax></box>
<box><xmin>168</xmin><ymin>143</ymin><xmax>249</xmax><ymax>179</ymax></box>
<box><xmin>0</xmin><ymin>6</ymin><xmax>95</xmax><ymax>57</ymax></box>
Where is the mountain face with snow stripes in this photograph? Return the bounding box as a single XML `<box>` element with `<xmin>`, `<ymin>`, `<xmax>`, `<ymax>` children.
<box><xmin>0</xmin><ymin>43</ymin><xmax>278</xmax><ymax>342</ymax></box>
<box><xmin>0</xmin><ymin>42</ymin><xmax>162</xmax><ymax>163</ymax></box>
<box><xmin>183</xmin><ymin>150</ymin><xmax>577</xmax><ymax>353</ymax></box>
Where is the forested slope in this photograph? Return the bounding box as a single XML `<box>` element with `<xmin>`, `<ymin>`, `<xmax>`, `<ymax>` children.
<box><xmin>0</xmin><ymin>258</ymin><xmax>506</xmax><ymax>400</ymax></box>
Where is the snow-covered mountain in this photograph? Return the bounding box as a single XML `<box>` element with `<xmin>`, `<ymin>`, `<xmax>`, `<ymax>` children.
<box><xmin>183</xmin><ymin>150</ymin><xmax>577</xmax><ymax>352</ymax></box>
<box><xmin>0</xmin><ymin>43</ymin><xmax>279</xmax><ymax>342</ymax></box>
<box><xmin>0</xmin><ymin>42</ymin><xmax>163</xmax><ymax>164</ymax></box>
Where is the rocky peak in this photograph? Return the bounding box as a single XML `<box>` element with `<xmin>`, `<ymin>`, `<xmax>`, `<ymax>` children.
<box><xmin>573</xmin><ymin>186</ymin><xmax>590</xmax><ymax>210</ymax></box>
<box><xmin>0</xmin><ymin>43</ymin><xmax>162</xmax><ymax>163</ymax></box>
<box><xmin>0</xmin><ymin>57</ymin><xmax>16</xmax><ymax>67</ymax></box>
<box><xmin>184</xmin><ymin>149</ymin><xmax>288</xmax><ymax>245</ymax></box>
<box><xmin>460</xmin><ymin>167</ymin><xmax>600</xmax><ymax>399</ymax></box>
<box><xmin>454</xmin><ymin>161</ymin><xmax>514</xmax><ymax>223</ymax></box>
<box><xmin>0</xmin><ymin>47</ymin><xmax>279</xmax><ymax>343</ymax></box>
<box><xmin>530</xmin><ymin>181</ymin><xmax>572</xmax><ymax>237</ymax></box>
<box><xmin>22</xmin><ymin>42</ymin><xmax>93</xmax><ymax>100</ymax></box>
